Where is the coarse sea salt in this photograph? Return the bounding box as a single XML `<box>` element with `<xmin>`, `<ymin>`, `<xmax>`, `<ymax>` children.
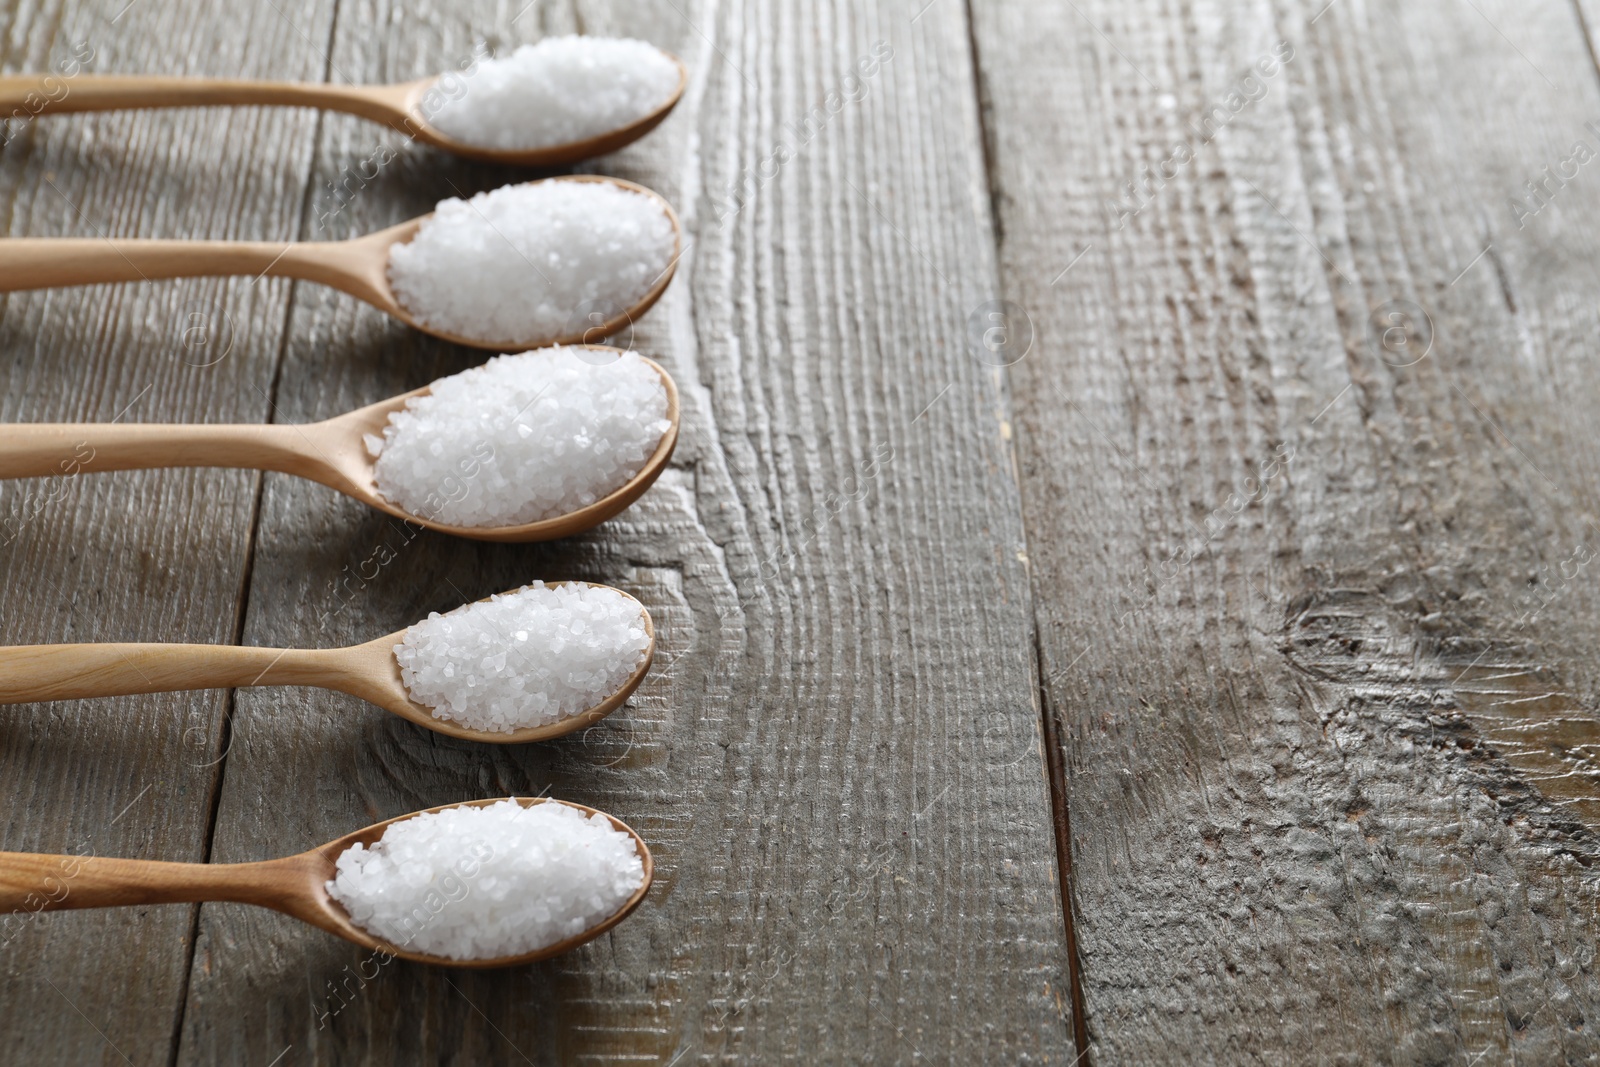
<box><xmin>395</xmin><ymin>582</ymin><xmax>650</xmax><ymax>734</ymax></box>
<box><xmin>386</xmin><ymin>179</ymin><xmax>675</xmax><ymax>346</ymax></box>
<box><xmin>429</xmin><ymin>36</ymin><xmax>680</xmax><ymax>151</ymax></box>
<box><xmin>367</xmin><ymin>346</ymin><xmax>670</xmax><ymax>529</ymax></box>
<box><xmin>327</xmin><ymin>799</ymin><xmax>645</xmax><ymax>961</ymax></box>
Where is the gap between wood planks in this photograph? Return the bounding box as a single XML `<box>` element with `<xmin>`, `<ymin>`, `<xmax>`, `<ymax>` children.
<box><xmin>1573</xmin><ymin>0</ymin><xmax>1600</xmax><ymax>89</ymax></box>
<box><xmin>960</xmin><ymin>0</ymin><xmax>1091</xmax><ymax>1060</ymax></box>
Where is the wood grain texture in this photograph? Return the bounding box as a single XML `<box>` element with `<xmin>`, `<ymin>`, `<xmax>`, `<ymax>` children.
<box><xmin>169</xmin><ymin>1</ymin><xmax>1074</xmax><ymax>1064</ymax></box>
<box><xmin>970</xmin><ymin>0</ymin><xmax>1600</xmax><ymax>1061</ymax></box>
<box><xmin>0</xmin><ymin>0</ymin><xmax>334</xmax><ymax>1064</ymax></box>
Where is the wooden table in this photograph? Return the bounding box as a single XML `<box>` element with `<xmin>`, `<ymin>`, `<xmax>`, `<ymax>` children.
<box><xmin>2</xmin><ymin>0</ymin><xmax>1598</xmax><ymax>1062</ymax></box>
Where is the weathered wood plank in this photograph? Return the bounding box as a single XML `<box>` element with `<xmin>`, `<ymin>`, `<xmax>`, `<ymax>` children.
<box><xmin>0</xmin><ymin>0</ymin><xmax>333</xmax><ymax>1063</ymax></box>
<box><xmin>971</xmin><ymin>0</ymin><xmax>1600</xmax><ymax>1061</ymax></box>
<box><xmin>175</xmin><ymin>0</ymin><xmax>1075</xmax><ymax>1063</ymax></box>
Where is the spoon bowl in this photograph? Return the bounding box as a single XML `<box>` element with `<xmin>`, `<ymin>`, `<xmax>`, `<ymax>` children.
<box><xmin>333</xmin><ymin>175</ymin><xmax>682</xmax><ymax>351</ymax></box>
<box><xmin>0</xmin><ymin>582</ymin><xmax>655</xmax><ymax>744</ymax></box>
<box><xmin>392</xmin><ymin>54</ymin><xmax>688</xmax><ymax>166</ymax></box>
<box><xmin>303</xmin><ymin>798</ymin><xmax>655</xmax><ymax>966</ymax></box>
<box><xmin>0</xmin><ymin>53</ymin><xmax>687</xmax><ymax>167</ymax></box>
<box><xmin>287</xmin><ymin>348</ymin><xmax>681</xmax><ymax>542</ymax></box>
<box><xmin>0</xmin><ymin>347</ymin><xmax>680</xmax><ymax>542</ymax></box>
<box><xmin>0</xmin><ymin>176</ymin><xmax>682</xmax><ymax>352</ymax></box>
<box><xmin>0</xmin><ymin>797</ymin><xmax>654</xmax><ymax>968</ymax></box>
<box><xmin>336</xmin><ymin>582</ymin><xmax>656</xmax><ymax>744</ymax></box>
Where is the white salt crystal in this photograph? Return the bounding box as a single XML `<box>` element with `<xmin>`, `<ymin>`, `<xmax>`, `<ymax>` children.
<box><xmin>429</xmin><ymin>36</ymin><xmax>680</xmax><ymax>151</ymax></box>
<box><xmin>395</xmin><ymin>582</ymin><xmax>650</xmax><ymax>734</ymax></box>
<box><xmin>327</xmin><ymin>799</ymin><xmax>645</xmax><ymax>961</ymax></box>
<box><xmin>369</xmin><ymin>346</ymin><xmax>670</xmax><ymax>528</ymax></box>
<box><xmin>387</xmin><ymin>180</ymin><xmax>676</xmax><ymax>346</ymax></box>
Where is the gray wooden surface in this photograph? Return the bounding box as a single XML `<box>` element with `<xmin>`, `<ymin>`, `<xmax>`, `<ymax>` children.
<box><xmin>973</xmin><ymin>0</ymin><xmax>1600</xmax><ymax>1063</ymax></box>
<box><xmin>8</xmin><ymin>0</ymin><xmax>1600</xmax><ymax>1063</ymax></box>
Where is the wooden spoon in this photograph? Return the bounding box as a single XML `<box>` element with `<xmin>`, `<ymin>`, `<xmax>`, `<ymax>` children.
<box><xmin>0</xmin><ymin>54</ymin><xmax>686</xmax><ymax>166</ymax></box>
<box><xmin>0</xmin><ymin>348</ymin><xmax>679</xmax><ymax>543</ymax></box>
<box><xmin>0</xmin><ymin>582</ymin><xmax>654</xmax><ymax>744</ymax></box>
<box><xmin>0</xmin><ymin>797</ymin><xmax>653</xmax><ymax>968</ymax></box>
<box><xmin>0</xmin><ymin>176</ymin><xmax>681</xmax><ymax>351</ymax></box>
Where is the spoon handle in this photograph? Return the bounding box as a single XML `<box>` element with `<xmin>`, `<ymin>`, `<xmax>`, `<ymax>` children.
<box><xmin>0</xmin><ymin>642</ymin><xmax>340</xmax><ymax>705</ymax></box>
<box><xmin>0</xmin><ymin>422</ymin><xmax>315</xmax><ymax>480</ymax></box>
<box><xmin>0</xmin><ymin>74</ymin><xmax>410</xmax><ymax>129</ymax></box>
<box><xmin>0</xmin><ymin>236</ymin><xmax>360</xmax><ymax>292</ymax></box>
<box><xmin>0</xmin><ymin>851</ymin><xmax>295</xmax><ymax>913</ymax></box>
